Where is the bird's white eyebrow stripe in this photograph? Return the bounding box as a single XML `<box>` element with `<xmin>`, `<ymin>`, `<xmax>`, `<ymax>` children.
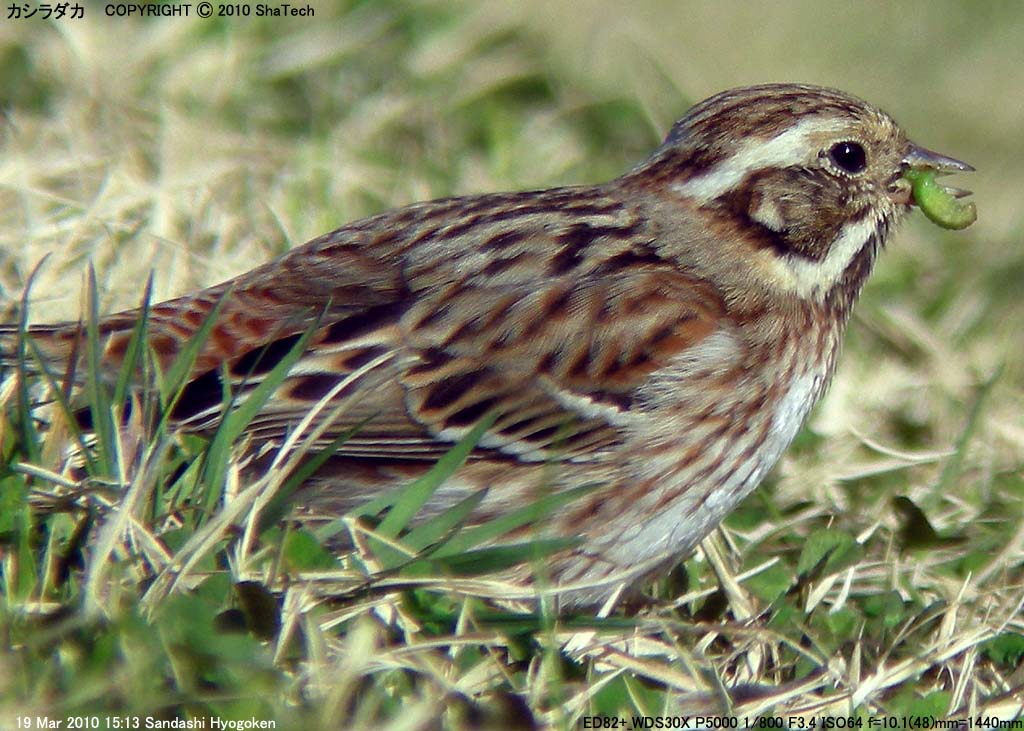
<box><xmin>670</xmin><ymin>116</ymin><xmax>842</xmax><ymax>204</ymax></box>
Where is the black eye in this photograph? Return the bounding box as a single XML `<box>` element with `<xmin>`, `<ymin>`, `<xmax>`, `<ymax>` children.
<box><xmin>829</xmin><ymin>141</ymin><xmax>867</xmax><ymax>173</ymax></box>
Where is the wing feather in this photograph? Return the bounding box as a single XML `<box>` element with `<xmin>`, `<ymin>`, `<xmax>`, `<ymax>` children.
<box><xmin>395</xmin><ymin>265</ymin><xmax>731</xmax><ymax>461</ymax></box>
<box><xmin>12</xmin><ymin>189</ymin><xmax>742</xmax><ymax>467</ymax></box>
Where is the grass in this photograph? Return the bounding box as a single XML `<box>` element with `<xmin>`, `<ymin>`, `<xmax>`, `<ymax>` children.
<box><xmin>2</xmin><ymin>2</ymin><xmax>1023</xmax><ymax>729</ymax></box>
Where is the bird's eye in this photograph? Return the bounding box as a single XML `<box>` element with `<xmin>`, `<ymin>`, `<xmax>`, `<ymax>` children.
<box><xmin>828</xmin><ymin>141</ymin><xmax>867</xmax><ymax>174</ymax></box>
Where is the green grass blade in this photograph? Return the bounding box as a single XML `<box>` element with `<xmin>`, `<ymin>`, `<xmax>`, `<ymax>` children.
<box><xmin>111</xmin><ymin>272</ymin><xmax>154</xmax><ymax>410</ymax></box>
<box><xmin>199</xmin><ymin>317</ymin><xmax>324</xmax><ymax>519</ymax></box>
<box><xmin>256</xmin><ymin>418</ymin><xmax>373</xmax><ymax>534</ymax></box>
<box><xmin>12</xmin><ymin>257</ymin><xmax>51</xmax><ymax>465</ymax></box>
<box><xmin>417</xmin><ymin>538</ymin><xmax>581</xmax><ymax>576</ymax></box>
<box><xmin>24</xmin><ymin>337</ymin><xmax>98</xmax><ymax>475</ymax></box>
<box><xmin>399</xmin><ymin>488</ymin><xmax>489</xmax><ymax>553</ymax></box>
<box><xmin>84</xmin><ymin>264</ymin><xmax>115</xmax><ymax>475</ymax></box>
<box><xmin>156</xmin><ymin>287</ymin><xmax>232</xmax><ymax>421</ymax></box>
<box><xmin>430</xmin><ymin>481</ymin><xmax>602</xmax><ymax>558</ymax></box>
<box><xmin>212</xmin><ymin>323</ymin><xmax>322</xmax><ymax>448</ymax></box>
<box><xmin>0</xmin><ymin>475</ymin><xmax>37</xmax><ymax>601</ymax></box>
<box><xmin>375</xmin><ymin>412</ymin><xmax>497</xmax><ymax>539</ymax></box>
<box><xmin>363</xmin><ymin>490</ymin><xmax>492</xmax><ymax>573</ymax></box>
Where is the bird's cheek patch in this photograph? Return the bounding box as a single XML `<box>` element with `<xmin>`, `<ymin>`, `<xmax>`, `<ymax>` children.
<box><xmin>904</xmin><ymin>168</ymin><xmax>977</xmax><ymax>230</ymax></box>
<box><xmin>749</xmin><ymin>194</ymin><xmax>786</xmax><ymax>231</ymax></box>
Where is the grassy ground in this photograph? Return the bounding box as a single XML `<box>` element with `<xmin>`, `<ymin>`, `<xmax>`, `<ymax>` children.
<box><xmin>1</xmin><ymin>2</ymin><xmax>1023</xmax><ymax>729</ymax></box>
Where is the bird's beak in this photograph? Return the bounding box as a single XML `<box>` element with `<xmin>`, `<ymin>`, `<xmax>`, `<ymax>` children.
<box><xmin>892</xmin><ymin>143</ymin><xmax>975</xmax><ymax>206</ymax></box>
<box><xmin>903</xmin><ymin>144</ymin><xmax>974</xmax><ymax>175</ymax></box>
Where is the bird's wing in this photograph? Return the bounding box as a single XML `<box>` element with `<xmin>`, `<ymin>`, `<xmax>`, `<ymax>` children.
<box><xmin>198</xmin><ymin>192</ymin><xmax>740</xmax><ymax>463</ymax></box>
<box><xmin>170</xmin><ymin>263</ymin><xmax>737</xmax><ymax>464</ymax></box>
<box><xmin>11</xmin><ymin>190</ymin><xmax>744</xmax><ymax>464</ymax></box>
<box><xmin>394</xmin><ymin>262</ymin><xmax>736</xmax><ymax>462</ymax></box>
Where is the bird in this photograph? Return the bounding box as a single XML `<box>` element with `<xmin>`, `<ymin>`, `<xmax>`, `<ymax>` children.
<box><xmin>4</xmin><ymin>83</ymin><xmax>975</xmax><ymax>609</ymax></box>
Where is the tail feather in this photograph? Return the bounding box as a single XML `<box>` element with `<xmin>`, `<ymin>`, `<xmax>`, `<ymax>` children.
<box><xmin>1</xmin><ymin>283</ymin><xmax>327</xmax><ymax>383</ymax></box>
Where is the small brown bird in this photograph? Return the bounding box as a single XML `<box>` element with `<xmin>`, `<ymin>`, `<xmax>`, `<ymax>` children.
<box><xmin>7</xmin><ymin>84</ymin><xmax>974</xmax><ymax>608</ymax></box>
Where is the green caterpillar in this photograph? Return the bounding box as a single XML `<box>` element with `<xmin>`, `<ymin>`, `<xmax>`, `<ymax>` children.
<box><xmin>904</xmin><ymin>168</ymin><xmax>977</xmax><ymax>230</ymax></box>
